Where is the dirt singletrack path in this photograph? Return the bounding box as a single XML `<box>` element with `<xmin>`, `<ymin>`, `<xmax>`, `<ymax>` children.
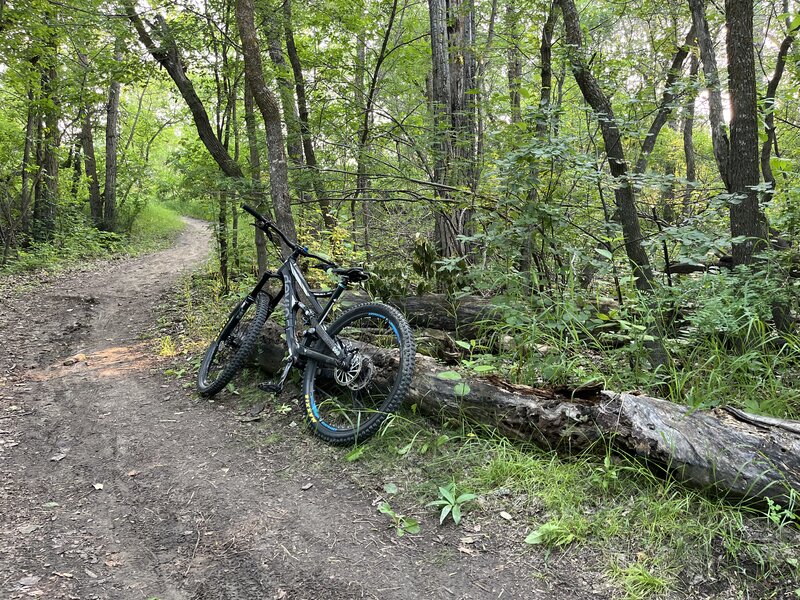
<box><xmin>0</xmin><ymin>220</ymin><xmax>562</xmax><ymax>600</ymax></box>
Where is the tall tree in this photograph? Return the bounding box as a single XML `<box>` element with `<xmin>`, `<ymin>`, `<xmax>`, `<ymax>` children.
<box><xmin>559</xmin><ymin>0</ymin><xmax>657</xmax><ymax>294</ymax></box>
<box><xmin>33</xmin><ymin>34</ymin><xmax>59</xmax><ymax>242</ymax></box>
<box><xmin>243</xmin><ymin>77</ymin><xmax>270</xmax><ymax>274</ymax></box>
<box><xmin>427</xmin><ymin>0</ymin><xmax>478</xmax><ymax>259</ymax></box>
<box><xmin>282</xmin><ymin>0</ymin><xmax>336</xmax><ymax>231</ymax></box>
<box><xmin>725</xmin><ymin>0</ymin><xmax>767</xmax><ymax>266</ymax></box>
<box><xmin>760</xmin><ymin>14</ymin><xmax>798</xmax><ymax>193</ymax></box>
<box><xmin>103</xmin><ymin>41</ymin><xmax>123</xmax><ymax>232</ymax></box>
<box><xmin>688</xmin><ymin>0</ymin><xmax>730</xmax><ymax>189</ymax></box>
<box><xmin>235</xmin><ymin>0</ymin><xmax>297</xmax><ymax>252</ymax></box>
<box><xmin>124</xmin><ymin>1</ymin><xmax>244</xmax><ymax>180</ymax></box>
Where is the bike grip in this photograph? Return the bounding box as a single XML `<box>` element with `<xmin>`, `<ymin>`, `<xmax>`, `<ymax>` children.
<box><xmin>241</xmin><ymin>204</ymin><xmax>261</xmax><ymax>219</ymax></box>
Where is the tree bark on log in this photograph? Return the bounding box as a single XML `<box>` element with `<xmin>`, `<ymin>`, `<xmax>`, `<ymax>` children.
<box><xmin>352</xmin><ymin>293</ymin><xmax>498</xmax><ymax>338</ymax></box>
<box><xmin>253</xmin><ymin>319</ymin><xmax>800</xmax><ymax>506</ymax></box>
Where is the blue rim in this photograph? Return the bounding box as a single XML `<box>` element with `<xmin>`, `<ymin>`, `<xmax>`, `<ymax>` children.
<box><xmin>308</xmin><ymin>311</ymin><xmax>401</xmax><ymax>433</ymax></box>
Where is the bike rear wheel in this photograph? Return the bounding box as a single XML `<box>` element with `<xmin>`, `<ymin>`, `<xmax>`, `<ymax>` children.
<box><xmin>302</xmin><ymin>303</ymin><xmax>415</xmax><ymax>445</ymax></box>
<box><xmin>197</xmin><ymin>293</ymin><xmax>271</xmax><ymax>396</ymax></box>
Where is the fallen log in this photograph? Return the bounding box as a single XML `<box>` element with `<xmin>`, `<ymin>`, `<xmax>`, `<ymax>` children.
<box><xmin>342</xmin><ymin>292</ymin><xmax>498</xmax><ymax>339</ymax></box>
<box><xmin>253</xmin><ymin>320</ymin><xmax>800</xmax><ymax>506</ymax></box>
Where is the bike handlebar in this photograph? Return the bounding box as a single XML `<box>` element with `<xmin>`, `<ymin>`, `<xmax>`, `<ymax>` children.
<box><xmin>241</xmin><ymin>204</ymin><xmax>338</xmax><ymax>268</ymax></box>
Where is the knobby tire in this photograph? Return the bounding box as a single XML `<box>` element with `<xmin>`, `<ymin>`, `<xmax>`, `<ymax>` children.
<box><xmin>197</xmin><ymin>293</ymin><xmax>270</xmax><ymax>396</ymax></box>
<box><xmin>302</xmin><ymin>303</ymin><xmax>415</xmax><ymax>445</ymax></box>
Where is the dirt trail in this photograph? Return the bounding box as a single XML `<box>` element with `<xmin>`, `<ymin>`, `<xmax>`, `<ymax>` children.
<box><xmin>0</xmin><ymin>220</ymin><xmax>568</xmax><ymax>600</ymax></box>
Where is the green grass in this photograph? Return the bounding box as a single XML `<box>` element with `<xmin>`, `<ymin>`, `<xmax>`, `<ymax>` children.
<box><xmin>1</xmin><ymin>202</ymin><xmax>185</xmax><ymax>278</ymax></box>
<box><xmin>346</xmin><ymin>417</ymin><xmax>799</xmax><ymax>598</ymax></box>
<box><xmin>127</xmin><ymin>201</ymin><xmax>186</xmax><ymax>252</ymax></box>
<box><xmin>608</xmin><ymin>561</ymin><xmax>670</xmax><ymax>600</ymax></box>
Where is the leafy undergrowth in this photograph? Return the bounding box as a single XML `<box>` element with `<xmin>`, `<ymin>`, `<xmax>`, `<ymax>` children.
<box><xmin>154</xmin><ymin>270</ymin><xmax>800</xmax><ymax>600</ymax></box>
<box><xmin>0</xmin><ymin>202</ymin><xmax>185</xmax><ymax>279</ymax></box>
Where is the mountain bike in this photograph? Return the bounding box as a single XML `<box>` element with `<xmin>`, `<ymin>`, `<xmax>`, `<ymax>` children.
<box><xmin>197</xmin><ymin>204</ymin><xmax>415</xmax><ymax>444</ymax></box>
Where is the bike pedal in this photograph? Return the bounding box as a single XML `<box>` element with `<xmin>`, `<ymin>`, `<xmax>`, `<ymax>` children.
<box><xmin>258</xmin><ymin>382</ymin><xmax>283</xmax><ymax>394</ymax></box>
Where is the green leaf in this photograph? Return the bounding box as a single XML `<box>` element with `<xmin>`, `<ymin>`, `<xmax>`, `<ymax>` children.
<box><xmin>525</xmin><ymin>529</ymin><xmax>545</xmax><ymax>544</ymax></box>
<box><xmin>397</xmin><ymin>440</ymin><xmax>414</xmax><ymax>456</ymax></box>
<box><xmin>345</xmin><ymin>446</ymin><xmax>366</xmax><ymax>461</ymax></box>
<box><xmin>378</xmin><ymin>502</ymin><xmax>393</xmax><ymax>515</ymax></box>
<box><xmin>595</xmin><ymin>248</ymin><xmax>613</xmax><ymax>260</ymax></box>
<box><xmin>427</xmin><ymin>499</ymin><xmax>449</xmax><ymax>507</ymax></box>
<box><xmin>437</xmin><ymin>370</ymin><xmax>462</xmax><ymax>381</ymax></box>
<box><xmin>439</xmin><ymin>505</ymin><xmax>452</xmax><ymax>524</ymax></box>
<box><xmin>384</xmin><ymin>482</ymin><xmax>399</xmax><ymax>495</ymax></box>
<box><xmin>453</xmin><ymin>382</ymin><xmax>471</xmax><ymax>396</ymax></box>
<box><xmin>455</xmin><ymin>340</ymin><xmax>471</xmax><ymax>350</ymax></box>
<box><xmin>439</xmin><ymin>484</ymin><xmax>456</xmax><ymax>503</ymax></box>
<box><xmin>456</xmin><ymin>493</ymin><xmax>477</xmax><ymax>503</ymax></box>
<box><xmin>404</xmin><ymin>518</ymin><xmax>420</xmax><ymax>534</ymax></box>
<box><xmin>473</xmin><ymin>365</ymin><xmax>495</xmax><ymax>373</ymax></box>
<box><xmin>452</xmin><ymin>504</ymin><xmax>462</xmax><ymax>524</ymax></box>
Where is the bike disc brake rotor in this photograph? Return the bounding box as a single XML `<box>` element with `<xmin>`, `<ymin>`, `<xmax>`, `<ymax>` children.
<box><xmin>334</xmin><ymin>349</ymin><xmax>375</xmax><ymax>391</ymax></box>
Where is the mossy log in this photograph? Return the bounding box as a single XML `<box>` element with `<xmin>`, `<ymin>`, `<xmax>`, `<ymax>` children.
<box><xmin>253</xmin><ymin>319</ymin><xmax>800</xmax><ymax>506</ymax></box>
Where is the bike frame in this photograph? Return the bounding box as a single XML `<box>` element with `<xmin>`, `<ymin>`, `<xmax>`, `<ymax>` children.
<box><xmin>242</xmin><ymin>249</ymin><xmax>348</xmax><ymax>369</ymax></box>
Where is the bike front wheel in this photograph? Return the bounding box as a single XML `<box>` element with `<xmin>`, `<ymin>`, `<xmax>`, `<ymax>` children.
<box><xmin>197</xmin><ymin>292</ymin><xmax>271</xmax><ymax>396</ymax></box>
<box><xmin>302</xmin><ymin>303</ymin><xmax>415</xmax><ymax>445</ymax></box>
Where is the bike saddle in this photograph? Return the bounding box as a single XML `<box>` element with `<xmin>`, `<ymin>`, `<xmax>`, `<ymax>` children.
<box><xmin>332</xmin><ymin>267</ymin><xmax>370</xmax><ymax>282</ymax></box>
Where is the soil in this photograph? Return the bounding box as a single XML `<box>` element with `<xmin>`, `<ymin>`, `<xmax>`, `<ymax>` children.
<box><xmin>0</xmin><ymin>220</ymin><xmax>547</xmax><ymax>600</ymax></box>
<box><xmin>0</xmin><ymin>219</ymin><xmax>791</xmax><ymax>600</ymax></box>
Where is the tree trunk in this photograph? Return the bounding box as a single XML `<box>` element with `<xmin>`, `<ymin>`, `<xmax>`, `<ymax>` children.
<box><xmin>232</xmin><ymin>89</ymin><xmax>241</xmax><ymax>276</ymax></box>
<box><xmin>263</xmin><ymin>9</ymin><xmax>303</xmax><ymax>167</ymax></box>
<box><xmin>355</xmin><ymin>35</ymin><xmax>368</xmax><ymax>201</ymax></box>
<box><xmin>68</xmin><ymin>136</ymin><xmax>82</xmax><ymax>200</ymax></box>
<box><xmin>519</xmin><ymin>4</ymin><xmax>557</xmax><ymax>284</ymax></box>
<box><xmin>448</xmin><ymin>0</ymin><xmax>478</xmax><ymax>193</ymax></box>
<box><xmin>282</xmin><ymin>0</ymin><xmax>336</xmax><ymax>231</ymax></box>
<box><xmin>244</xmin><ymin>79</ymin><xmax>269</xmax><ymax>275</ymax></box>
<box><xmin>102</xmin><ymin>42</ymin><xmax>123</xmax><ymax>232</ymax></box>
<box><xmin>342</xmin><ymin>292</ymin><xmax>498</xmax><ymax>339</ymax></box>
<box><xmin>428</xmin><ymin>0</ymin><xmax>464</xmax><ymax>261</ymax></box>
<box><xmin>19</xmin><ymin>85</ymin><xmax>36</xmax><ymax>242</ymax></box>
<box><xmin>633</xmin><ymin>25</ymin><xmax>695</xmax><ymax>175</ymax></box>
<box><xmin>474</xmin><ymin>0</ymin><xmax>497</xmax><ymax>183</ymax></box>
<box><xmin>682</xmin><ymin>54</ymin><xmax>699</xmax><ymax>215</ymax></box>
<box><xmin>725</xmin><ymin>0</ymin><xmax>767</xmax><ymax>266</ymax></box>
<box><xmin>354</xmin><ymin>34</ymin><xmax>369</xmax><ymax>250</ymax></box>
<box><xmin>125</xmin><ymin>1</ymin><xmax>244</xmax><ymax>180</ymax></box>
<box><xmin>81</xmin><ymin>108</ymin><xmax>103</xmax><ymax>227</ymax></box>
<box><xmin>559</xmin><ymin>0</ymin><xmax>668</xmax><ymax>368</ymax></box>
<box><xmin>505</xmin><ymin>3</ymin><xmax>522</xmax><ymax>125</ymax></box>
<box><xmin>354</xmin><ymin>0</ymin><xmax>398</xmax><ymax>261</ymax></box>
<box><xmin>33</xmin><ymin>60</ymin><xmax>58</xmax><ymax>242</ymax></box>
<box><xmin>559</xmin><ymin>0</ymin><xmax>656</xmax><ymax>295</ymax></box>
<box><xmin>255</xmin><ymin>319</ymin><xmax>800</xmax><ymax>507</ymax></box>
<box><xmin>688</xmin><ymin>0</ymin><xmax>730</xmax><ymax>189</ymax></box>
<box><xmin>235</xmin><ymin>0</ymin><xmax>297</xmax><ymax>256</ymax></box>
<box><xmin>760</xmin><ymin>24</ymin><xmax>796</xmax><ymax>192</ymax></box>
<box><xmin>218</xmin><ymin>191</ymin><xmax>229</xmax><ymax>293</ymax></box>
